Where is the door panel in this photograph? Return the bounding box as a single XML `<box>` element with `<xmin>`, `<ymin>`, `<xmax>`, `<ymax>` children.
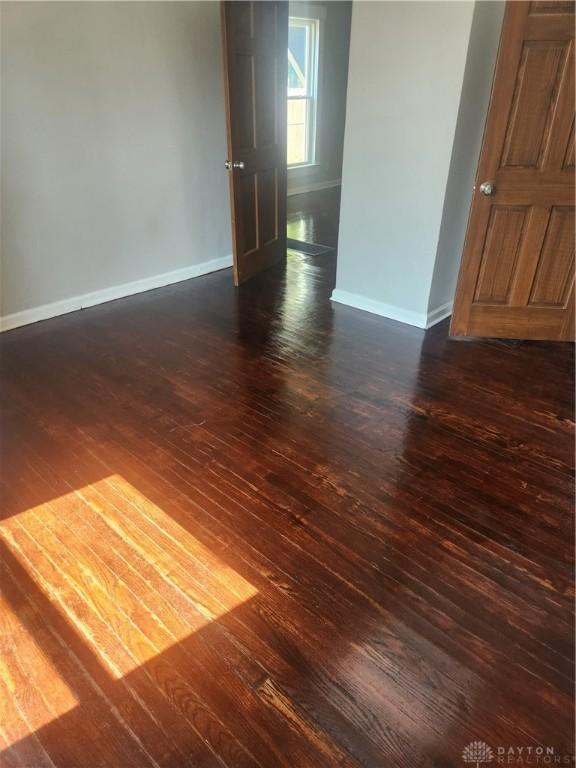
<box><xmin>237</xmin><ymin>173</ymin><xmax>258</xmax><ymax>255</ymax></box>
<box><xmin>501</xmin><ymin>41</ymin><xmax>569</xmax><ymax>168</ymax></box>
<box><xmin>529</xmin><ymin>207</ymin><xmax>575</xmax><ymax>305</ymax></box>
<box><xmin>221</xmin><ymin>1</ymin><xmax>288</xmax><ymax>286</ymax></box>
<box><xmin>451</xmin><ymin>0</ymin><xmax>575</xmax><ymax>340</ymax></box>
<box><xmin>259</xmin><ymin>168</ymin><xmax>278</xmax><ymax>246</ymax></box>
<box><xmin>474</xmin><ymin>207</ymin><xmax>528</xmax><ymax>303</ymax></box>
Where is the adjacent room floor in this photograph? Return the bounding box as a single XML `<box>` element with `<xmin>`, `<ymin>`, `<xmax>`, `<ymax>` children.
<box><xmin>287</xmin><ymin>186</ymin><xmax>341</xmax><ymax>249</ymax></box>
<box><xmin>0</xmin><ymin>248</ymin><xmax>573</xmax><ymax>767</ymax></box>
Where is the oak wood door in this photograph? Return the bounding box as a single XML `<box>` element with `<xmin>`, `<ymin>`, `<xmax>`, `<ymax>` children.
<box><xmin>451</xmin><ymin>0</ymin><xmax>575</xmax><ymax>341</ymax></box>
<box><xmin>221</xmin><ymin>1</ymin><xmax>288</xmax><ymax>286</ymax></box>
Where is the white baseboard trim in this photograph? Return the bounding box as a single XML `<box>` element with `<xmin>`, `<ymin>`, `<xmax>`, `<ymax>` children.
<box><xmin>331</xmin><ymin>289</ymin><xmax>427</xmax><ymax>328</ymax></box>
<box><xmin>0</xmin><ymin>255</ymin><xmax>233</xmax><ymax>333</ymax></box>
<box><xmin>287</xmin><ymin>178</ymin><xmax>341</xmax><ymax>197</ymax></box>
<box><xmin>426</xmin><ymin>300</ymin><xmax>454</xmax><ymax>328</ymax></box>
<box><xmin>330</xmin><ymin>289</ymin><xmax>453</xmax><ymax>330</ymax></box>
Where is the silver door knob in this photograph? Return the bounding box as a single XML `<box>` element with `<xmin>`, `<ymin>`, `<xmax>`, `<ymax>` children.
<box><xmin>225</xmin><ymin>160</ymin><xmax>245</xmax><ymax>170</ymax></box>
<box><xmin>479</xmin><ymin>181</ymin><xmax>495</xmax><ymax>196</ymax></box>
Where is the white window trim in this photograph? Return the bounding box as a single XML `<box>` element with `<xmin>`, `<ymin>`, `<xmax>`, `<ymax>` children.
<box><xmin>288</xmin><ymin>4</ymin><xmax>326</xmax><ymax>170</ymax></box>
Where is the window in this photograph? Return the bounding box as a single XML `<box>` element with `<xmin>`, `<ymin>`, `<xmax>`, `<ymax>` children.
<box><xmin>287</xmin><ymin>16</ymin><xmax>319</xmax><ymax>167</ymax></box>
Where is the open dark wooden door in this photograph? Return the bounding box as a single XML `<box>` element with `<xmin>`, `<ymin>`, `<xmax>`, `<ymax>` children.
<box><xmin>221</xmin><ymin>1</ymin><xmax>288</xmax><ymax>286</ymax></box>
<box><xmin>451</xmin><ymin>0</ymin><xmax>575</xmax><ymax>340</ymax></box>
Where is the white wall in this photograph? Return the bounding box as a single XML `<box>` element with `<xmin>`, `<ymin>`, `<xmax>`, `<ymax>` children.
<box><xmin>288</xmin><ymin>0</ymin><xmax>351</xmax><ymax>196</ymax></box>
<box><xmin>1</xmin><ymin>1</ymin><xmax>231</xmax><ymax>326</ymax></box>
<box><xmin>333</xmin><ymin>0</ymin><xmax>503</xmax><ymax>329</ymax></box>
<box><xmin>428</xmin><ymin>0</ymin><xmax>505</xmax><ymax>313</ymax></box>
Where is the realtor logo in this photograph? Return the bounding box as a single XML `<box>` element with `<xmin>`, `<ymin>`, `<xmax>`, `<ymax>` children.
<box><xmin>462</xmin><ymin>741</ymin><xmax>494</xmax><ymax>767</ymax></box>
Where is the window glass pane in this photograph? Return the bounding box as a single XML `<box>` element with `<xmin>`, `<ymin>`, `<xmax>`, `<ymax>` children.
<box><xmin>288</xmin><ymin>56</ymin><xmax>304</xmax><ymax>93</ymax></box>
<box><xmin>287</xmin><ymin>16</ymin><xmax>317</xmax><ymax>166</ymax></box>
<box><xmin>287</xmin><ymin>98</ymin><xmax>308</xmax><ymax>165</ymax></box>
<box><xmin>288</xmin><ymin>24</ymin><xmax>308</xmax><ymax>96</ymax></box>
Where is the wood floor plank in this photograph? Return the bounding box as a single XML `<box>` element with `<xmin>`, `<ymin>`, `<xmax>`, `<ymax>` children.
<box><xmin>3</xmin><ymin>387</ymin><xmax>573</xmax><ymax>758</ymax></box>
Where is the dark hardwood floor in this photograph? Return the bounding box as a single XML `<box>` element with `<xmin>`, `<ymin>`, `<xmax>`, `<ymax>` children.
<box><xmin>287</xmin><ymin>186</ymin><xmax>341</xmax><ymax>248</ymax></box>
<box><xmin>0</xmin><ymin>250</ymin><xmax>574</xmax><ymax>767</ymax></box>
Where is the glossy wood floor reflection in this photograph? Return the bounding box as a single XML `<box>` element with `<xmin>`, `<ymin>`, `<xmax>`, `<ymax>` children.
<box><xmin>287</xmin><ymin>186</ymin><xmax>341</xmax><ymax>248</ymax></box>
<box><xmin>0</xmin><ymin>252</ymin><xmax>574</xmax><ymax>768</ymax></box>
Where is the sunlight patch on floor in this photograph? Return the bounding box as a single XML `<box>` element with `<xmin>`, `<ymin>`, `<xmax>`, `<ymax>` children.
<box><xmin>0</xmin><ymin>474</ymin><xmax>257</xmax><ymax>693</ymax></box>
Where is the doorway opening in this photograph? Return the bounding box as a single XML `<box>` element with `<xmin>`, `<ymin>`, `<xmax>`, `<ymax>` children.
<box><xmin>285</xmin><ymin>2</ymin><xmax>351</xmax><ymax>264</ymax></box>
<box><xmin>221</xmin><ymin>1</ymin><xmax>351</xmax><ymax>287</ymax></box>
